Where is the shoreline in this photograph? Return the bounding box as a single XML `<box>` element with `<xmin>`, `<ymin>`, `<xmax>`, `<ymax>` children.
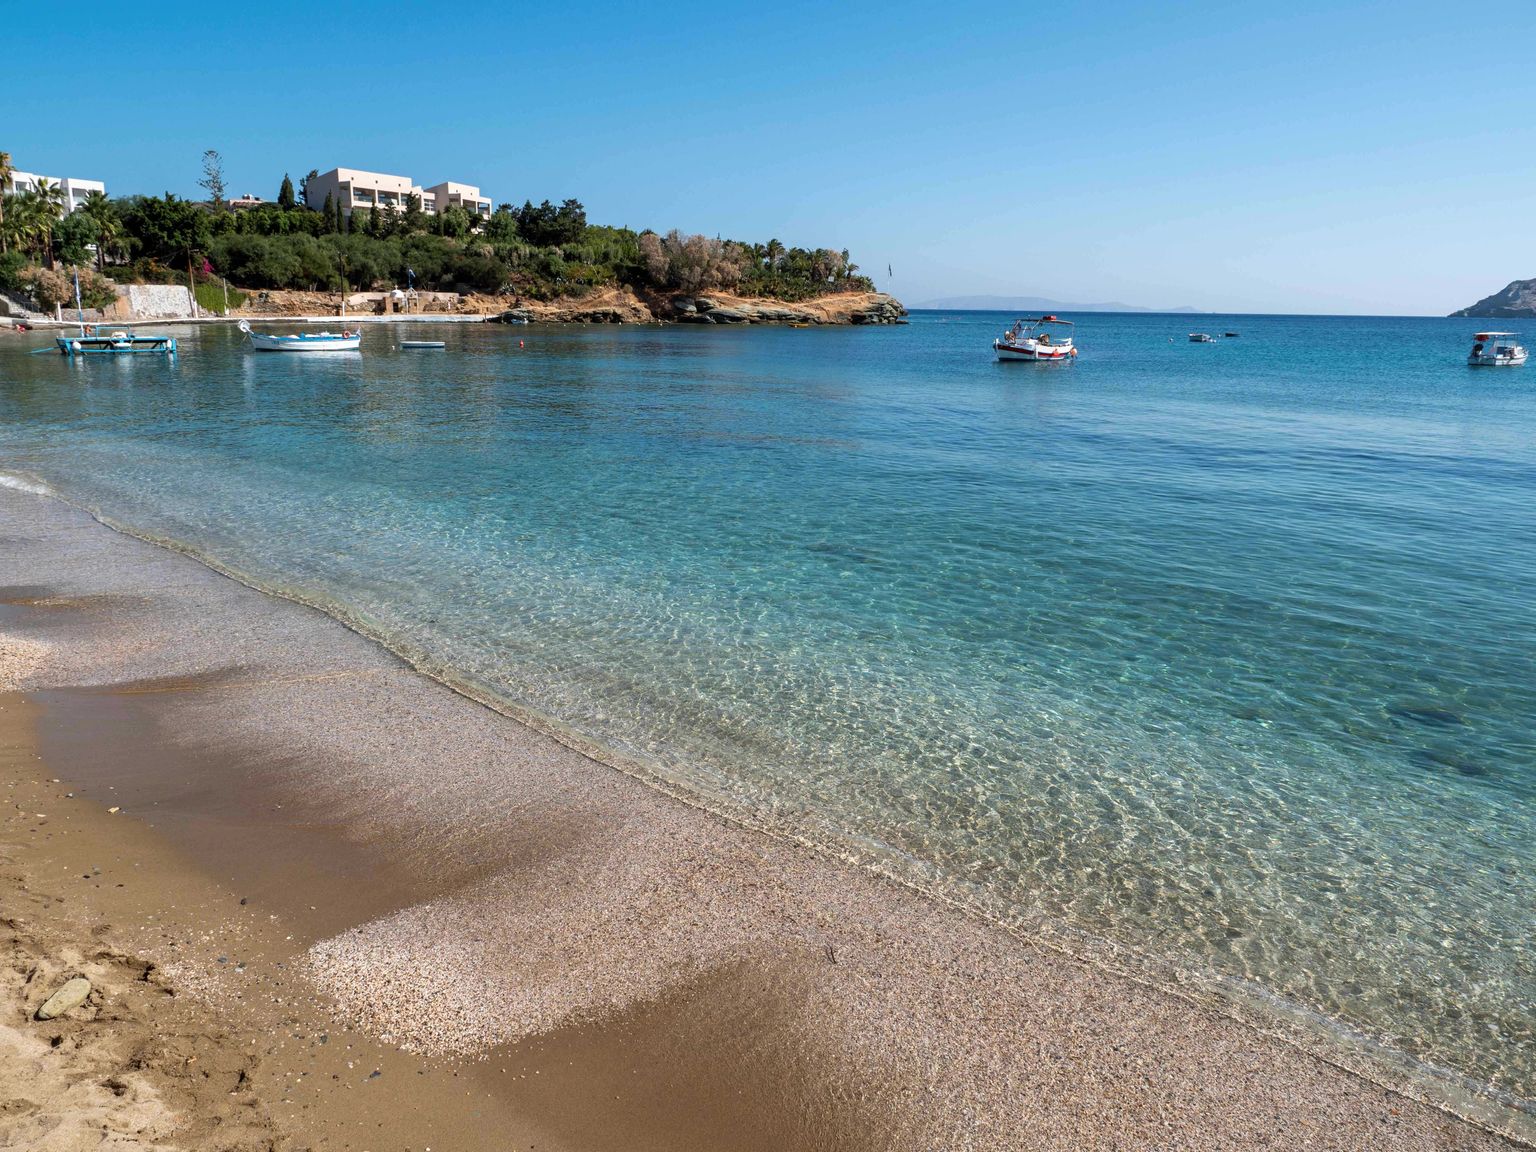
<box><xmin>0</xmin><ymin>479</ymin><xmax>1528</xmax><ymax>1149</ymax></box>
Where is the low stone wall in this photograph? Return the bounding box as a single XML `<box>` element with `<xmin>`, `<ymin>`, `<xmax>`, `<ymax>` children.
<box><xmin>121</xmin><ymin>285</ymin><xmax>193</xmax><ymax>320</ymax></box>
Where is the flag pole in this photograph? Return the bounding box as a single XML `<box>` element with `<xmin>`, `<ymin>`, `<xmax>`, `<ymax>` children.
<box><xmin>73</xmin><ymin>266</ymin><xmax>85</xmax><ymax>336</ymax></box>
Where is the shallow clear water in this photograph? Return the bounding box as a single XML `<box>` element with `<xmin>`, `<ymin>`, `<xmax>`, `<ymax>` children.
<box><xmin>2</xmin><ymin>313</ymin><xmax>1533</xmax><ymax>1111</ymax></box>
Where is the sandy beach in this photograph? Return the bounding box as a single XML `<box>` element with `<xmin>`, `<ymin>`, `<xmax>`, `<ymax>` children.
<box><xmin>0</xmin><ymin>480</ymin><xmax>1524</xmax><ymax>1151</ymax></box>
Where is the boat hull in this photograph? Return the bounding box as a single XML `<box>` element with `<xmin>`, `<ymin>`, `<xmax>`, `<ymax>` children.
<box><xmin>1468</xmin><ymin>353</ymin><xmax>1527</xmax><ymax>366</ymax></box>
<box><xmin>994</xmin><ymin>341</ymin><xmax>1074</xmax><ymax>362</ymax></box>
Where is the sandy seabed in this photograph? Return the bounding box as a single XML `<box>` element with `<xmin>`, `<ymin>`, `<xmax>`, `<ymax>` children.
<box><xmin>0</xmin><ymin>482</ymin><xmax>1524</xmax><ymax>1151</ymax></box>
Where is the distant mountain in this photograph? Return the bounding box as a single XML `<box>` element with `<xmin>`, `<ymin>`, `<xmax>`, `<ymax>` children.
<box><xmin>1450</xmin><ymin>280</ymin><xmax>1536</xmax><ymax>318</ymax></box>
<box><xmin>914</xmin><ymin>294</ymin><xmax>1202</xmax><ymax>314</ymax></box>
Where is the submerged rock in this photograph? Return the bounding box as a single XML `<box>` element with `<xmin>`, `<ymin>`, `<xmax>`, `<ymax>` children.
<box><xmin>1388</xmin><ymin>705</ymin><xmax>1465</xmax><ymax>728</ymax></box>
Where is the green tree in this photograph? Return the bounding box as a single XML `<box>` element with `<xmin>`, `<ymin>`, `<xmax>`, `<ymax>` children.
<box><xmin>320</xmin><ymin>191</ymin><xmax>336</xmax><ymax>233</ymax></box>
<box><xmin>29</xmin><ymin>178</ymin><xmax>66</xmax><ymax>267</ymax></box>
<box><xmin>401</xmin><ymin>192</ymin><xmax>424</xmax><ymax>234</ymax></box>
<box><xmin>0</xmin><ymin>151</ymin><xmax>12</xmax><ymax>254</ymax></box>
<box><xmin>437</xmin><ymin>204</ymin><xmax>471</xmax><ymax>239</ymax></box>
<box><xmin>299</xmin><ymin>168</ymin><xmax>319</xmax><ymax>207</ymax></box>
<box><xmin>199</xmin><ymin>149</ymin><xmax>227</xmax><ymax>212</ymax></box>
<box><xmin>277</xmin><ymin>173</ymin><xmax>296</xmax><ymax>210</ymax></box>
<box><xmin>78</xmin><ymin>190</ymin><xmax>120</xmax><ymax>270</ymax></box>
<box><xmin>54</xmin><ymin>210</ymin><xmax>98</xmax><ymax>266</ymax></box>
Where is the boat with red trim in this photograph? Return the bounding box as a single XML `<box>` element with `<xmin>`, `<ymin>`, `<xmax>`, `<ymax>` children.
<box><xmin>993</xmin><ymin>315</ymin><xmax>1076</xmax><ymax>362</ymax></box>
<box><xmin>1468</xmin><ymin>331</ymin><xmax>1527</xmax><ymax>367</ymax></box>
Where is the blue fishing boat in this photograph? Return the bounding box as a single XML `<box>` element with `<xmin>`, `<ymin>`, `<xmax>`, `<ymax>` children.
<box><xmin>56</xmin><ymin>328</ymin><xmax>178</xmax><ymax>355</ymax></box>
<box><xmin>54</xmin><ymin>267</ymin><xmax>177</xmax><ymax>355</ymax></box>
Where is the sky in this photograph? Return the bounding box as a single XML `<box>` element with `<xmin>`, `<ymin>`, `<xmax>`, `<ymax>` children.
<box><xmin>6</xmin><ymin>0</ymin><xmax>1534</xmax><ymax>314</ymax></box>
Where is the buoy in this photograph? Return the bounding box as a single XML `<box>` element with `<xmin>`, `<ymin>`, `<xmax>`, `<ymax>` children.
<box><xmin>519</xmin><ymin>340</ymin><xmax>524</xmax><ymax>348</ymax></box>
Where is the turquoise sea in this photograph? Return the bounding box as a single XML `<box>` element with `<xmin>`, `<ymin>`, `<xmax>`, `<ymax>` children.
<box><xmin>2</xmin><ymin>312</ymin><xmax>1533</xmax><ymax>1122</ymax></box>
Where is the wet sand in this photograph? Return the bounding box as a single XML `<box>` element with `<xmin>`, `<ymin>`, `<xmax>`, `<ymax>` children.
<box><xmin>0</xmin><ymin>482</ymin><xmax>1525</xmax><ymax>1150</ymax></box>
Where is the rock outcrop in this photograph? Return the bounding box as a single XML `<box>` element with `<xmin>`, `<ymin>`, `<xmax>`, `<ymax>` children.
<box><xmin>663</xmin><ymin>292</ymin><xmax>907</xmax><ymax>325</ymax></box>
<box><xmin>1450</xmin><ymin>280</ymin><xmax>1536</xmax><ymax>318</ymax></box>
<box><xmin>241</xmin><ymin>285</ymin><xmax>906</xmax><ymax>326</ymax></box>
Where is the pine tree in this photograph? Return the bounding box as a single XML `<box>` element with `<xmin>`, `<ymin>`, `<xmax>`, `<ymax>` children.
<box><xmin>277</xmin><ymin>173</ymin><xmax>296</xmax><ymax>210</ymax></box>
<box><xmin>321</xmin><ymin>191</ymin><xmax>336</xmax><ymax>233</ymax></box>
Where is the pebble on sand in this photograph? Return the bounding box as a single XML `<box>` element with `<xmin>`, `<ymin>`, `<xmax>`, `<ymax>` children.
<box><xmin>36</xmin><ymin>976</ymin><xmax>92</xmax><ymax>1020</ymax></box>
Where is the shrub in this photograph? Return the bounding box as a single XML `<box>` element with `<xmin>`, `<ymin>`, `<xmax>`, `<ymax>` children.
<box><xmin>15</xmin><ymin>265</ymin><xmax>115</xmax><ymax>310</ymax></box>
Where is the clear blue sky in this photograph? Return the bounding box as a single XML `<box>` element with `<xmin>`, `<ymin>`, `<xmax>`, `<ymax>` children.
<box><xmin>7</xmin><ymin>0</ymin><xmax>1533</xmax><ymax>314</ymax></box>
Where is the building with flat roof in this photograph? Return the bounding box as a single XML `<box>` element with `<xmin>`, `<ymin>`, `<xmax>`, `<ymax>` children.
<box><xmin>422</xmin><ymin>180</ymin><xmax>492</xmax><ymax>219</ymax></box>
<box><xmin>306</xmin><ymin>167</ymin><xmax>492</xmax><ymax>220</ymax></box>
<box><xmin>5</xmin><ymin>171</ymin><xmax>106</xmax><ymax>213</ymax></box>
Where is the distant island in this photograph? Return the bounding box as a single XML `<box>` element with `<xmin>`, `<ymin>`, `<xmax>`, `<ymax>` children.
<box><xmin>1449</xmin><ymin>279</ymin><xmax>1536</xmax><ymax>318</ymax></box>
<box><xmin>915</xmin><ymin>294</ymin><xmax>1202</xmax><ymax>313</ymax></box>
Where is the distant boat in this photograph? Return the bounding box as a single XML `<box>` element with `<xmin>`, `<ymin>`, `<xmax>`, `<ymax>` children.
<box><xmin>56</xmin><ymin>328</ymin><xmax>176</xmax><ymax>356</ymax></box>
<box><xmin>400</xmin><ymin>340</ymin><xmax>446</xmax><ymax>349</ymax></box>
<box><xmin>239</xmin><ymin>319</ymin><xmax>361</xmax><ymax>352</ymax></box>
<box><xmin>1224</xmin><ymin>331</ymin><xmax>1241</xmax><ymax>337</ymax></box>
<box><xmin>994</xmin><ymin>315</ymin><xmax>1077</xmax><ymax>362</ymax></box>
<box><xmin>1189</xmin><ymin>333</ymin><xmax>1217</xmax><ymax>343</ymax></box>
<box><xmin>1467</xmin><ymin>331</ymin><xmax>1527</xmax><ymax>367</ymax></box>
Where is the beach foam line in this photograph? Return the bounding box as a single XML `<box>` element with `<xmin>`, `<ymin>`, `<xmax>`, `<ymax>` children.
<box><xmin>0</xmin><ymin>471</ymin><xmax>53</xmax><ymax>497</ymax></box>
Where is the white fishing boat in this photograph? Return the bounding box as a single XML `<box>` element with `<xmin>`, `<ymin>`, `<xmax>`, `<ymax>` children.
<box><xmin>1467</xmin><ymin>331</ymin><xmax>1527</xmax><ymax>367</ymax></box>
<box><xmin>1189</xmin><ymin>333</ymin><xmax>1217</xmax><ymax>343</ymax></box>
<box><xmin>239</xmin><ymin>319</ymin><xmax>361</xmax><ymax>352</ymax></box>
<box><xmin>994</xmin><ymin>315</ymin><xmax>1076</xmax><ymax>362</ymax></box>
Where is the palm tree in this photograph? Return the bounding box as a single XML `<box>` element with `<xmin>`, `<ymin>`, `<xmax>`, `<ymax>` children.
<box><xmin>765</xmin><ymin>238</ymin><xmax>784</xmax><ymax>270</ymax></box>
<box><xmin>79</xmin><ymin>189</ymin><xmax>120</xmax><ymax>270</ymax></box>
<box><xmin>0</xmin><ymin>151</ymin><xmax>12</xmax><ymax>252</ymax></box>
<box><xmin>0</xmin><ymin>197</ymin><xmax>25</xmax><ymax>256</ymax></box>
<box><xmin>5</xmin><ymin>191</ymin><xmax>47</xmax><ymax>261</ymax></box>
<box><xmin>29</xmin><ymin>178</ymin><xmax>66</xmax><ymax>268</ymax></box>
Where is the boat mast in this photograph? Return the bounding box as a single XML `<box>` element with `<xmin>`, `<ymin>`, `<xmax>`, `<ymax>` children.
<box><xmin>72</xmin><ymin>266</ymin><xmax>86</xmax><ymax>336</ymax></box>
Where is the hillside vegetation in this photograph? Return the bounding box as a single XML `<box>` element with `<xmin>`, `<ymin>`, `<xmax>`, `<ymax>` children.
<box><xmin>2</xmin><ymin>169</ymin><xmax>878</xmax><ymax>309</ymax></box>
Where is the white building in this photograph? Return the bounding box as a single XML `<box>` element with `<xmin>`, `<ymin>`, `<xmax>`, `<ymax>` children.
<box><xmin>5</xmin><ymin>171</ymin><xmax>107</xmax><ymax>213</ymax></box>
<box><xmin>306</xmin><ymin>167</ymin><xmax>492</xmax><ymax>220</ymax></box>
<box><xmin>422</xmin><ymin>180</ymin><xmax>492</xmax><ymax>219</ymax></box>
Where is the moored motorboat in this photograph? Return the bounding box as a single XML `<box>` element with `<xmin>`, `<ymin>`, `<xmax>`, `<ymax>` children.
<box><xmin>1189</xmin><ymin>333</ymin><xmax>1217</xmax><ymax>343</ymax></box>
<box><xmin>994</xmin><ymin>315</ymin><xmax>1076</xmax><ymax>361</ymax></box>
<box><xmin>1467</xmin><ymin>331</ymin><xmax>1527</xmax><ymax>367</ymax></box>
<box><xmin>239</xmin><ymin>319</ymin><xmax>361</xmax><ymax>352</ymax></box>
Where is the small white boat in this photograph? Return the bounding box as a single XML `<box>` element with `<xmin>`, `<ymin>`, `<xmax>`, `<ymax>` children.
<box><xmin>994</xmin><ymin>315</ymin><xmax>1076</xmax><ymax>362</ymax></box>
<box><xmin>1468</xmin><ymin>331</ymin><xmax>1527</xmax><ymax>367</ymax></box>
<box><xmin>1189</xmin><ymin>333</ymin><xmax>1217</xmax><ymax>343</ymax></box>
<box><xmin>400</xmin><ymin>340</ymin><xmax>446</xmax><ymax>349</ymax></box>
<box><xmin>239</xmin><ymin>319</ymin><xmax>361</xmax><ymax>352</ymax></box>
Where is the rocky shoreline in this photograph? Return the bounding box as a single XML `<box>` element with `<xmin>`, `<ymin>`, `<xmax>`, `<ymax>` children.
<box><xmin>232</xmin><ymin>285</ymin><xmax>906</xmax><ymax>326</ymax></box>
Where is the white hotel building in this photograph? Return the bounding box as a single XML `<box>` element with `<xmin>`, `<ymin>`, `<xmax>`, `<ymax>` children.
<box><xmin>5</xmin><ymin>171</ymin><xmax>107</xmax><ymax>212</ymax></box>
<box><xmin>306</xmin><ymin>167</ymin><xmax>493</xmax><ymax>220</ymax></box>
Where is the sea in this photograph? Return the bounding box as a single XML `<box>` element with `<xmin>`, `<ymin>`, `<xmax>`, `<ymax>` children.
<box><xmin>2</xmin><ymin>311</ymin><xmax>1532</xmax><ymax>1127</ymax></box>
